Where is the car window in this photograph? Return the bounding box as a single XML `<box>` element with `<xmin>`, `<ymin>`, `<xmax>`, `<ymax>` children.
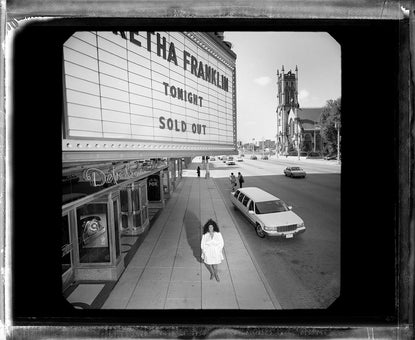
<box><xmin>248</xmin><ymin>200</ymin><xmax>254</xmax><ymax>211</ymax></box>
<box><xmin>292</xmin><ymin>167</ymin><xmax>300</xmax><ymax>170</ymax></box>
<box><xmin>234</xmin><ymin>190</ymin><xmax>240</xmax><ymax>198</ymax></box>
<box><xmin>242</xmin><ymin>195</ymin><xmax>250</xmax><ymax>207</ymax></box>
<box><xmin>238</xmin><ymin>193</ymin><xmax>245</xmax><ymax>203</ymax></box>
<box><xmin>255</xmin><ymin>200</ymin><xmax>289</xmax><ymax>214</ymax></box>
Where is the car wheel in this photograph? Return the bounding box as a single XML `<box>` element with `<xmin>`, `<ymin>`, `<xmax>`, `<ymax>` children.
<box><xmin>255</xmin><ymin>224</ymin><xmax>266</xmax><ymax>238</ymax></box>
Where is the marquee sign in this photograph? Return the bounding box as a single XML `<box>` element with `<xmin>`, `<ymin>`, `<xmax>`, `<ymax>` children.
<box><xmin>62</xmin><ymin>31</ymin><xmax>236</xmax><ymax>153</ymax></box>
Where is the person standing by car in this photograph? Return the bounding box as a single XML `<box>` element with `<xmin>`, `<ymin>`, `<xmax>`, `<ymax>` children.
<box><xmin>197</xmin><ymin>166</ymin><xmax>200</xmax><ymax>178</ymax></box>
<box><xmin>201</xmin><ymin>219</ymin><xmax>224</xmax><ymax>282</ymax></box>
<box><xmin>238</xmin><ymin>172</ymin><xmax>244</xmax><ymax>188</ymax></box>
<box><xmin>229</xmin><ymin>173</ymin><xmax>237</xmax><ymax>191</ymax></box>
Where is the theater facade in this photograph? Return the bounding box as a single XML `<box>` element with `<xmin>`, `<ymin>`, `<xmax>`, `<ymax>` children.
<box><xmin>61</xmin><ymin>31</ymin><xmax>236</xmax><ymax>290</ymax></box>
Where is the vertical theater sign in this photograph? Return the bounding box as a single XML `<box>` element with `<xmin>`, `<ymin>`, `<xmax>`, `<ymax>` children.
<box><xmin>62</xmin><ymin>31</ymin><xmax>237</xmax><ymax>162</ymax></box>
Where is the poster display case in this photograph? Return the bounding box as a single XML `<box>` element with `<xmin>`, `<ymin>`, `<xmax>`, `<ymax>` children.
<box><xmin>120</xmin><ymin>179</ymin><xmax>149</xmax><ymax>235</ymax></box>
<box><xmin>62</xmin><ymin>191</ymin><xmax>124</xmax><ymax>285</ymax></box>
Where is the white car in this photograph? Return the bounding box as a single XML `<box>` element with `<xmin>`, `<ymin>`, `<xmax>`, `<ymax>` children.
<box><xmin>226</xmin><ymin>156</ymin><xmax>235</xmax><ymax>165</ymax></box>
<box><xmin>230</xmin><ymin>187</ymin><xmax>306</xmax><ymax>238</ymax></box>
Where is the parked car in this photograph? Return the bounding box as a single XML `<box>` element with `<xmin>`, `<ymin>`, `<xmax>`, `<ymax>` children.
<box><xmin>237</xmin><ymin>157</ymin><xmax>244</xmax><ymax>162</ymax></box>
<box><xmin>261</xmin><ymin>155</ymin><xmax>269</xmax><ymax>160</ymax></box>
<box><xmin>226</xmin><ymin>156</ymin><xmax>235</xmax><ymax>165</ymax></box>
<box><xmin>230</xmin><ymin>187</ymin><xmax>306</xmax><ymax>238</ymax></box>
<box><xmin>324</xmin><ymin>154</ymin><xmax>337</xmax><ymax>160</ymax></box>
<box><xmin>284</xmin><ymin>166</ymin><xmax>306</xmax><ymax>178</ymax></box>
<box><xmin>307</xmin><ymin>151</ymin><xmax>323</xmax><ymax>159</ymax></box>
<box><xmin>240</xmin><ymin>154</ymin><xmax>245</xmax><ymax>157</ymax></box>
<box><xmin>250</xmin><ymin>155</ymin><xmax>258</xmax><ymax>160</ymax></box>
<box><xmin>210</xmin><ymin>157</ymin><xmax>216</xmax><ymax>161</ymax></box>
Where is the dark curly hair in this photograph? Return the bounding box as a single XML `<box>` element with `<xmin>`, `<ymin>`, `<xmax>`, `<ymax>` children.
<box><xmin>202</xmin><ymin>218</ymin><xmax>220</xmax><ymax>234</ymax></box>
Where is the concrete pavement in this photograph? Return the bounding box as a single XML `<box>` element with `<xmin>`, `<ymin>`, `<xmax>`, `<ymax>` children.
<box><xmin>102</xmin><ymin>176</ymin><xmax>281</xmax><ymax>309</ymax></box>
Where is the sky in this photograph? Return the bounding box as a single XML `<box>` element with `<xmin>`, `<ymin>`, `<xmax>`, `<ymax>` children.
<box><xmin>223</xmin><ymin>32</ymin><xmax>341</xmax><ymax>144</ymax></box>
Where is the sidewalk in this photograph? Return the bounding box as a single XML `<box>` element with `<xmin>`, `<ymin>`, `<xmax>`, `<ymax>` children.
<box><xmin>102</xmin><ymin>176</ymin><xmax>280</xmax><ymax>309</ymax></box>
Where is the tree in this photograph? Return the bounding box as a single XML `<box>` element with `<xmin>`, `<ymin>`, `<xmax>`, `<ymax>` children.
<box><xmin>320</xmin><ymin>98</ymin><xmax>341</xmax><ymax>155</ymax></box>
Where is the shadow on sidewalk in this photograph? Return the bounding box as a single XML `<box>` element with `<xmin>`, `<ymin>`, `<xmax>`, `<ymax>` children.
<box><xmin>183</xmin><ymin>210</ymin><xmax>203</xmax><ymax>263</ymax></box>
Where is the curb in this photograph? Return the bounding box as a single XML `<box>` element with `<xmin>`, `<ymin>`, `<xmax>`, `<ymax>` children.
<box><xmin>212</xmin><ymin>178</ymin><xmax>282</xmax><ymax>309</ymax></box>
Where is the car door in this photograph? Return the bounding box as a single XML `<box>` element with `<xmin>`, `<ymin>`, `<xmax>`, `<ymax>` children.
<box><xmin>246</xmin><ymin>199</ymin><xmax>257</xmax><ymax>224</ymax></box>
<box><xmin>236</xmin><ymin>193</ymin><xmax>246</xmax><ymax>214</ymax></box>
<box><xmin>242</xmin><ymin>195</ymin><xmax>250</xmax><ymax>217</ymax></box>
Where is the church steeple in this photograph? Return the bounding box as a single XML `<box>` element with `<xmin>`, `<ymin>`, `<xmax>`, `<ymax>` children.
<box><xmin>277</xmin><ymin>66</ymin><xmax>299</xmax><ymax>109</ymax></box>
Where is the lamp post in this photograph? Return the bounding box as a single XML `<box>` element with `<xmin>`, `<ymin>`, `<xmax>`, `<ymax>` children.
<box><xmin>335</xmin><ymin>121</ymin><xmax>341</xmax><ymax>164</ymax></box>
<box><xmin>314</xmin><ymin>123</ymin><xmax>320</xmax><ymax>152</ymax></box>
<box><xmin>275</xmin><ymin>134</ymin><xmax>279</xmax><ymax>158</ymax></box>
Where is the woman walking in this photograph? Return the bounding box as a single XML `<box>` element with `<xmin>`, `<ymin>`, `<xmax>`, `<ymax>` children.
<box><xmin>201</xmin><ymin>219</ymin><xmax>224</xmax><ymax>282</ymax></box>
<box><xmin>229</xmin><ymin>173</ymin><xmax>237</xmax><ymax>191</ymax></box>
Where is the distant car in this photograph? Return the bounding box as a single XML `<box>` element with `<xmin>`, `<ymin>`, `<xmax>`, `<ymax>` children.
<box><xmin>240</xmin><ymin>154</ymin><xmax>245</xmax><ymax>157</ymax></box>
<box><xmin>261</xmin><ymin>155</ymin><xmax>269</xmax><ymax>160</ymax></box>
<box><xmin>210</xmin><ymin>157</ymin><xmax>216</xmax><ymax>161</ymax></box>
<box><xmin>324</xmin><ymin>154</ymin><xmax>337</xmax><ymax>160</ymax></box>
<box><xmin>231</xmin><ymin>187</ymin><xmax>306</xmax><ymax>238</ymax></box>
<box><xmin>237</xmin><ymin>157</ymin><xmax>244</xmax><ymax>162</ymax></box>
<box><xmin>307</xmin><ymin>151</ymin><xmax>323</xmax><ymax>159</ymax></box>
<box><xmin>250</xmin><ymin>155</ymin><xmax>257</xmax><ymax>160</ymax></box>
<box><xmin>284</xmin><ymin>166</ymin><xmax>306</xmax><ymax>178</ymax></box>
<box><xmin>222</xmin><ymin>156</ymin><xmax>228</xmax><ymax>163</ymax></box>
<box><xmin>227</xmin><ymin>156</ymin><xmax>235</xmax><ymax>165</ymax></box>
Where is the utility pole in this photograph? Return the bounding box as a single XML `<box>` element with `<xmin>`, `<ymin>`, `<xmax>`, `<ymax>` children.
<box><xmin>335</xmin><ymin>121</ymin><xmax>341</xmax><ymax>164</ymax></box>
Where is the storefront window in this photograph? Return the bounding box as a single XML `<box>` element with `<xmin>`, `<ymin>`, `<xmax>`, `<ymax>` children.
<box><xmin>132</xmin><ymin>187</ymin><xmax>140</xmax><ymax>211</ymax></box>
<box><xmin>62</xmin><ymin>214</ymin><xmax>72</xmax><ymax>274</ymax></box>
<box><xmin>120</xmin><ymin>189</ymin><xmax>129</xmax><ymax>212</ymax></box>
<box><xmin>76</xmin><ymin>203</ymin><xmax>110</xmax><ymax>263</ymax></box>
<box><xmin>133</xmin><ymin>212</ymin><xmax>142</xmax><ymax>227</ymax></box>
<box><xmin>113</xmin><ymin>200</ymin><xmax>120</xmax><ymax>258</ymax></box>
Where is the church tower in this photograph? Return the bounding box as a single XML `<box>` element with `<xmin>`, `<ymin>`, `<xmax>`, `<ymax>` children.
<box><xmin>276</xmin><ymin>65</ymin><xmax>301</xmax><ymax>155</ymax></box>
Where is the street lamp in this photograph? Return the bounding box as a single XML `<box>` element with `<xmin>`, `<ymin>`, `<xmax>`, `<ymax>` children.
<box><xmin>334</xmin><ymin>121</ymin><xmax>341</xmax><ymax>164</ymax></box>
<box><xmin>275</xmin><ymin>134</ymin><xmax>279</xmax><ymax>158</ymax></box>
<box><xmin>313</xmin><ymin>123</ymin><xmax>321</xmax><ymax>152</ymax></box>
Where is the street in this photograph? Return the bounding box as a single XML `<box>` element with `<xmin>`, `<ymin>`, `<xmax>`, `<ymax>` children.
<box><xmin>206</xmin><ymin>156</ymin><xmax>341</xmax><ymax>309</ymax></box>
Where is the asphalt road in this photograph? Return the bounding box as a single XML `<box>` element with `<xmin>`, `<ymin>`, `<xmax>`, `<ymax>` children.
<box><xmin>211</xmin><ymin>156</ymin><xmax>341</xmax><ymax>309</ymax></box>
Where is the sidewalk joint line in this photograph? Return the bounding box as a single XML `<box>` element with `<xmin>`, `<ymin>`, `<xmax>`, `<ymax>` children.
<box><xmin>124</xmin><ymin>179</ymin><xmax>186</xmax><ymax>309</ymax></box>
<box><xmin>207</xmin><ymin>177</ymin><xmax>240</xmax><ymax>310</ymax></box>
<box><xmin>163</xmin><ymin>179</ymin><xmax>193</xmax><ymax>309</ymax></box>
<box><xmin>213</xmin><ymin>179</ymin><xmax>282</xmax><ymax>310</ymax></box>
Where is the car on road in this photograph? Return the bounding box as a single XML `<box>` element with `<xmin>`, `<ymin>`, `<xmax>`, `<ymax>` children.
<box><xmin>306</xmin><ymin>151</ymin><xmax>323</xmax><ymax>159</ymax></box>
<box><xmin>210</xmin><ymin>157</ymin><xmax>216</xmax><ymax>161</ymax></box>
<box><xmin>283</xmin><ymin>166</ymin><xmax>306</xmax><ymax>178</ymax></box>
<box><xmin>261</xmin><ymin>155</ymin><xmax>269</xmax><ymax>160</ymax></box>
<box><xmin>222</xmin><ymin>156</ymin><xmax>228</xmax><ymax>163</ymax></box>
<box><xmin>240</xmin><ymin>154</ymin><xmax>245</xmax><ymax>157</ymax></box>
<box><xmin>226</xmin><ymin>156</ymin><xmax>236</xmax><ymax>165</ymax></box>
<box><xmin>230</xmin><ymin>187</ymin><xmax>306</xmax><ymax>238</ymax></box>
<box><xmin>324</xmin><ymin>154</ymin><xmax>337</xmax><ymax>160</ymax></box>
<box><xmin>250</xmin><ymin>155</ymin><xmax>258</xmax><ymax>160</ymax></box>
<box><xmin>237</xmin><ymin>157</ymin><xmax>243</xmax><ymax>162</ymax></box>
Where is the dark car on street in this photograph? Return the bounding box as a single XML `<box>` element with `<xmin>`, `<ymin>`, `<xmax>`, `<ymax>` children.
<box><xmin>324</xmin><ymin>154</ymin><xmax>337</xmax><ymax>160</ymax></box>
<box><xmin>284</xmin><ymin>166</ymin><xmax>306</xmax><ymax>178</ymax></box>
<box><xmin>250</xmin><ymin>155</ymin><xmax>257</xmax><ymax>160</ymax></box>
<box><xmin>261</xmin><ymin>155</ymin><xmax>269</xmax><ymax>160</ymax></box>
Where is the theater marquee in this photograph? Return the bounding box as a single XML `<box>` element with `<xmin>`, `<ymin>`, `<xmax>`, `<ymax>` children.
<box><xmin>62</xmin><ymin>31</ymin><xmax>237</xmax><ymax>161</ymax></box>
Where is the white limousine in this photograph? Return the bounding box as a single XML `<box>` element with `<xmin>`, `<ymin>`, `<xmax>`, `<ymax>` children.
<box><xmin>231</xmin><ymin>187</ymin><xmax>306</xmax><ymax>238</ymax></box>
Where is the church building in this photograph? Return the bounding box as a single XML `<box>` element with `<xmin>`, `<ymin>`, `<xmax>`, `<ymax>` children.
<box><xmin>276</xmin><ymin>66</ymin><xmax>323</xmax><ymax>155</ymax></box>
